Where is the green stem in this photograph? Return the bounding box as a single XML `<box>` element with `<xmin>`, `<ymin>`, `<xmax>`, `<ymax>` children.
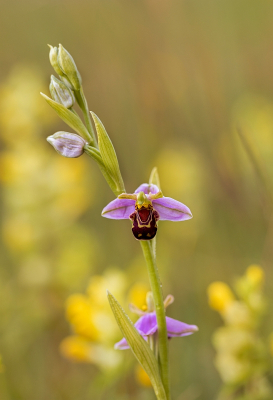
<box><xmin>75</xmin><ymin>87</ymin><xmax>98</xmax><ymax>148</ymax></box>
<box><xmin>140</xmin><ymin>241</ymin><xmax>170</xmax><ymax>400</ymax></box>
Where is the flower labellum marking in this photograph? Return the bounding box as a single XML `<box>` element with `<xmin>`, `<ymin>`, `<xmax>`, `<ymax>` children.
<box><xmin>130</xmin><ymin>204</ymin><xmax>159</xmax><ymax>241</ymax></box>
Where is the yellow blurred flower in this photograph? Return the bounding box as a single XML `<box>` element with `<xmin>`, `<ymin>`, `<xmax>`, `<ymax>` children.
<box><xmin>207</xmin><ymin>281</ymin><xmax>234</xmax><ymax>312</ymax></box>
<box><xmin>87</xmin><ymin>269</ymin><xmax>126</xmax><ymax>308</ymax></box>
<box><xmin>135</xmin><ymin>364</ymin><xmax>151</xmax><ymax>387</ymax></box>
<box><xmin>246</xmin><ymin>264</ymin><xmax>264</xmax><ymax>287</ymax></box>
<box><xmin>66</xmin><ymin>294</ymin><xmax>100</xmax><ymax>341</ymax></box>
<box><xmin>209</xmin><ymin>266</ymin><xmax>272</xmax><ymax>395</ymax></box>
<box><xmin>222</xmin><ymin>301</ymin><xmax>253</xmax><ymax>328</ymax></box>
<box><xmin>62</xmin><ymin>268</ymin><xmax>154</xmax><ymax>372</ymax></box>
<box><xmin>60</xmin><ymin>336</ymin><xmax>93</xmax><ymax>363</ymax></box>
<box><xmin>213</xmin><ymin>327</ymin><xmax>255</xmax><ymax>355</ymax></box>
<box><xmin>0</xmin><ymin>65</ymin><xmax>94</xmax><ymax>292</ymax></box>
<box><xmin>235</xmin><ymin>266</ymin><xmax>266</xmax><ymax>314</ymax></box>
<box><xmin>128</xmin><ymin>282</ymin><xmax>150</xmax><ymax>310</ymax></box>
<box><xmin>60</xmin><ymin>336</ymin><xmax>122</xmax><ymax>370</ymax></box>
<box><xmin>62</xmin><ymin>268</ymin><xmax>128</xmax><ymax>367</ymax></box>
<box><xmin>214</xmin><ymin>352</ymin><xmax>251</xmax><ymax>385</ymax></box>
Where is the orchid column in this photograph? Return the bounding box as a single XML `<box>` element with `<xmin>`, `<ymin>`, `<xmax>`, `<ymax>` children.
<box><xmin>41</xmin><ymin>44</ymin><xmax>197</xmax><ymax>400</ymax></box>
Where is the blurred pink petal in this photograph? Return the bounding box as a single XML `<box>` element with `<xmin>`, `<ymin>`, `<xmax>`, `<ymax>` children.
<box><xmin>152</xmin><ymin>197</ymin><xmax>192</xmax><ymax>221</ymax></box>
<box><xmin>134</xmin><ymin>183</ymin><xmax>160</xmax><ymax>195</ymax></box>
<box><xmin>102</xmin><ymin>198</ymin><xmax>135</xmax><ymax>219</ymax></box>
<box><xmin>115</xmin><ymin>312</ymin><xmax>198</xmax><ymax>350</ymax></box>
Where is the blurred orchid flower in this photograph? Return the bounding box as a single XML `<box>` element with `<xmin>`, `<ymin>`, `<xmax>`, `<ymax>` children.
<box><xmin>102</xmin><ymin>183</ymin><xmax>192</xmax><ymax>240</ymax></box>
<box><xmin>115</xmin><ymin>295</ymin><xmax>198</xmax><ymax>350</ymax></box>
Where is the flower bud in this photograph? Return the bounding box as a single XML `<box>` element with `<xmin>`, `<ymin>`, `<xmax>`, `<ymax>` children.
<box><xmin>47</xmin><ymin>132</ymin><xmax>86</xmax><ymax>158</ymax></box>
<box><xmin>57</xmin><ymin>44</ymin><xmax>82</xmax><ymax>90</ymax></box>
<box><xmin>48</xmin><ymin>45</ymin><xmax>64</xmax><ymax>76</ymax></box>
<box><xmin>49</xmin><ymin>75</ymin><xmax>75</xmax><ymax>108</ymax></box>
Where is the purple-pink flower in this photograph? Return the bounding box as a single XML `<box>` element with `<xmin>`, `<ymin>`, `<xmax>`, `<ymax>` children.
<box><xmin>102</xmin><ymin>183</ymin><xmax>192</xmax><ymax>240</ymax></box>
<box><xmin>47</xmin><ymin>132</ymin><xmax>86</xmax><ymax>158</ymax></box>
<box><xmin>115</xmin><ymin>311</ymin><xmax>198</xmax><ymax>350</ymax></box>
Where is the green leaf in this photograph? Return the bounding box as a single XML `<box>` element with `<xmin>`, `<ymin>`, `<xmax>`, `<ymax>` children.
<box><xmin>40</xmin><ymin>93</ymin><xmax>92</xmax><ymax>143</ymax></box>
<box><xmin>107</xmin><ymin>291</ymin><xmax>167</xmax><ymax>400</ymax></box>
<box><xmin>91</xmin><ymin>112</ymin><xmax>125</xmax><ymax>195</ymax></box>
<box><xmin>84</xmin><ymin>145</ymin><xmax>118</xmax><ymax>196</ymax></box>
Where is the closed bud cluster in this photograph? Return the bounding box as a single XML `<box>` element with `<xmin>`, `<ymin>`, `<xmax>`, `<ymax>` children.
<box><xmin>48</xmin><ymin>44</ymin><xmax>82</xmax><ymax>91</ymax></box>
<box><xmin>47</xmin><ymin>132</ymin><xmax>86</xmax><ymax>158</ymax></box>
<box><xmin>49</xmin><ymin>75</ymin><xmax>75</xmax><ymax>108</ymax></box>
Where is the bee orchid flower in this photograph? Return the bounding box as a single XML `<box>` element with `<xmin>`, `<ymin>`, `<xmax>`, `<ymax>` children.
<box><xmin>115</xmin><ymin>294</ymin><xmax>198</xmax><ymax>350</ymax></box>
<box><xmin>101</xmin><ymin>183</ymin><xmax>192</xmax><ymax>240</ymax></box>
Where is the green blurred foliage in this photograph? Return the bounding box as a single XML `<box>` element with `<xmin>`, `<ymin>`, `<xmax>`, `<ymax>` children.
<box><xmin>0</xmin><ymin>1</ymin><xmax>273</xmax><ymax>399</ymax></box>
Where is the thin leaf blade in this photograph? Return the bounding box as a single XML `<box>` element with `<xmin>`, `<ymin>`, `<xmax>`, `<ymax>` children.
<box><xmin>91</xmin><ymin>112</ymin><xmax>125</xmax><ymax>194</ymax></box>
<box><xmin>107</xmin><ymin>291</ymin><xmax>167</xmax><ymax>400</ymax></box>
<box><xmin>41</xmin><ymin>93</ymin><xmax>91</xmax><ymax>143</ymax></box>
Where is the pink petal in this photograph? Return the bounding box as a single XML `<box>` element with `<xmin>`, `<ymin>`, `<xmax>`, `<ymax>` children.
<box><xmin>47</xmin><ymin>132</ymin><xmax>86</xmax><ymax>158</ymax></box>
<box><xmin>101</xmin><ymin>198</ymin><xmax>135</xmax><ymax>219</ymax></box>
<box><xmin>152</xmin><ymin>197</ymin><xmax>192</xmax><ymax>221</ymax></box>
<box><xmin>166</xmin><ymin>317</ymin><xmax>198</xmax><ymax>337</ymax></box>
<box><xmin>114</xmin><ymin>337</ymin><xmax>130</xmax><ymax>350</ymax></box>
<box><xmin>134</xmin><ymin>312</ymin><xmax>158</xmax><ymax>336</ymax></box>
<box><xmin>134</xmin><ymin>183</ymin><xmax>160</xmax><ymax>195</ymax></box>
<box><xmin>114</xmin><ymin>313</ymin><xmax>157</xmax><ymax>351</ymax></box>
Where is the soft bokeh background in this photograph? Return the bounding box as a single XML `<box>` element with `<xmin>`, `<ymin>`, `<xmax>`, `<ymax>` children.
<box><xmin>0</xmin><ymin>1</ymin><xmax>273</xmax><ymax>399</ymax></box>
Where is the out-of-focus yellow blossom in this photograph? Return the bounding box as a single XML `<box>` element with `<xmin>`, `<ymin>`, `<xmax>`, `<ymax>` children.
<box><xmin>214</xmin><ymin>352</ymin><xmax>251</xmax><ymax>385</ymax></box>
<box><xmin>128</xmin><ymin>282</ymin><xmax>150</xmax><ymax>310</ymax></box>
<box><xmin>66</xmin><ymin>294</ymin><xmax>100</xmax><ymax>341</ymax></box>
<box><xmin>235</xmin><ymin>265</ymin><xmax>266</xmax><ymax>314</ymax></box>
<box><xmin>223</xmin><ymin>301</ymin><xmax>253</xmax><ymax>328</ymax></box>
<box><xmin>60</xmin><ymin>336</ymin><xmax>122</xmax><ymax>369</ymax></box>
<box><xmin>60</xmin><ymin>336</ymin><xmax>94</xmax><ymax>363</ymax></box>
<box><xmin>207</xmin><ymin>282</ymin><xmax>235</xmax><ymax>312</ymax></box>
<box><xmin>65</xmin><ymin>268</ymin><xmax>125</xmax><ymax>345</ymax></box>
<box><xmin>208</xmin><ymin>266</ymin><xmax>273</xmax><ymax>398</ymax></box>
<box><xmin>62</xmin><ymin>268</ymin><xmax>150</xmax><ymax>372</ymax></box>
<box><xmin>62</xmin><ymin>268</ymin><xmax>126</xmax><ymax>369</ymax></box>
<box><xmin>0</xmin><ymin>66</ymin><xmax>95</xmax><ymax>289</ymax></box>
<box><xmin>246</xmin><ymin>265</ymin><xmax>264</xmax><ymax>286</ymax></box>
<box><xmin>87</xmin><ymin>269</ymin><xmax>126</xmax><ymax>308</ymax></box>
<box><xmin>135</xmin><ymin>364</ymin><xmax>152</xmax><ymax>387</ymax></box>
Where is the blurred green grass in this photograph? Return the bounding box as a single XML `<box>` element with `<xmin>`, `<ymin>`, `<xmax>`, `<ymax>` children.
<box><xmin>0</xmin><ymin>1</ymin><xmax>273</xmax><ymax>399</ymax></box>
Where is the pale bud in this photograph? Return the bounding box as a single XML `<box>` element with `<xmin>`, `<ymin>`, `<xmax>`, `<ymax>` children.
<box><xmin>48</xmin><ymin>45</ymin><xmax>64</xmax><ymax>76</ymax></box>
<box><xmin>57</xmin><ymin>44</ymin><xmax>82</xmax><ymax>90</ymax></box>
<box><xmin>49</xmin><ymin>75</ymin><xmax>75</xmax><ymax>108</ymax></box>
<box><xmin>47</xmin><ymin>132</ymin><xmax>86</xmax><ymax>158</ymax></box>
